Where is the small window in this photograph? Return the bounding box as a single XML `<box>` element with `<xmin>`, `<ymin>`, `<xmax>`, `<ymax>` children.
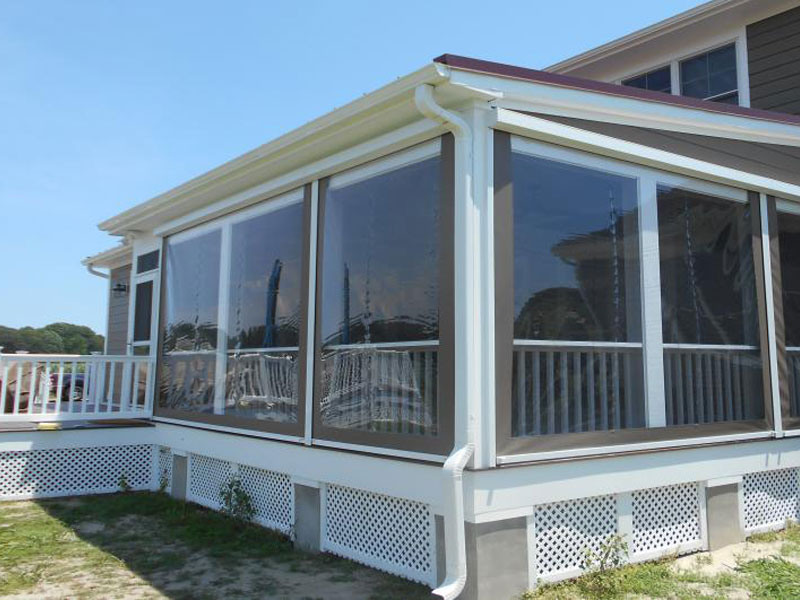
<box><xmin>132</xmin><ymin>281</ymin><xmax>153</xmax><ymax>342</ymax></box>
<box><xmin>623</xmin><ymin>66</ymin><xmax>672</xmax><ymax>94</ymax></box>
<box><xmin>136</xmin><ymin>250</ymin><xmax>160</xmax><ymax>274</ymax></box>
<box><xmin>680</xmin><ymin>43</ymin><xmax>738</xmax><ymax>104</ymax></box>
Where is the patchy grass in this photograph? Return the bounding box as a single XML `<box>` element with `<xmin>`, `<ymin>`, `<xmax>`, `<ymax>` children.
<box><xmin>522</xmin><ymin>524</ymin><xmax>800</xmax><ymax>600</ymax></box>
<box><xmin>0</xmin><ymin>492</ymin><xmax>429</xmax><ymax>599</ymax></box>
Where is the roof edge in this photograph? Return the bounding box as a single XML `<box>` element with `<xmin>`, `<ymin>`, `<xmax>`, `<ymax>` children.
<box><xmin>545</xmin><ymin>0</ymin><xmax>748</xmax><ymax>73</ymax></box>
<box><xmin>434</xmin><ymin>53</ymin><xmax>800</xmax><ymax>127</ymax></box>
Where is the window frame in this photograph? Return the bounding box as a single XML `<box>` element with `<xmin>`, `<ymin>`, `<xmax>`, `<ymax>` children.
<box><xmin>311</xmin><ymin>136</ymin><xmax>456</xmax><ymax>455</ymax></box>
<box><xmin>154</xmin><ymin>186</ymin><xmax>313</xmax><ymax>437</ymax></box>
<box><xmin>772</xmin><ymin>198</ymin><xmax>800</xmax><ymax>432</ymax></box>
<box><xmin>495</xmin><ymin>131</ymin><xmax>774</xmax><ymax>458</ymax></box>
<box><xmin>622</xmin><ymin>64</ymin><xmax>673</xmax><ymax>94</ymax></box>
<box><xmin>679</xmin><ymin>42</ymin><xmax>739</xmax><ymax>103</ymax></box>
<box><xmin>615</xmin><ymin>32</ymin><xmax>750</xmax><ymax>108</ymax></box>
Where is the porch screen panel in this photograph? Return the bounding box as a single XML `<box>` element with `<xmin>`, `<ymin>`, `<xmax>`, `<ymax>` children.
<box><xmin>778</xmin><ymin>211</ymin><xmax>800</xmax><ymax>417</ymax></box>
<box><xmin>224</xmin><ymin>202</ymin><xmax>303</xmax><ymax>423</ymax></box>
<box><xmin>158</xmin><ymin>230</ymin><xmax>221</xmax><ymax>413</ymax></box>
<box><xmin>658</xmin><ymin>187</ymin><xmax>764</xmax><ymax>425</ymax></box>
<box><xmin>511</xmin><ymin>152</ymin><xmax>645</xmax><ymax>437</ymax></box>
<box><xmin>319</xmin><ymin>151</ymin><xmax>441</xmax><ymax>437</ymax></box>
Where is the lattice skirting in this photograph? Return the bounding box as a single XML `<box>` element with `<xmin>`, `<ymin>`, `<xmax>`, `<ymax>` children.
<box><xmin>743</xmin><ymin>468</ymin><xmax>800</xmax><ymax>534</ymax></box>
<box><xmin>529</xmin><ymin>482</ymin><xmax>705</xmax><ymax>584</ymax></box>
<box><xmin>321</xmin><ymin>483</ymin><xmax>437</xmax><ymax>586</ymax></box>
<box><xmin>186</xmin><ymin>452</ymin><xmax>294</xmax><ymax>534</ymax></box>
<box><xmin>0</xmin><ymin>445</ymin><xmax>153</xmax><ymax>500</ymax></box>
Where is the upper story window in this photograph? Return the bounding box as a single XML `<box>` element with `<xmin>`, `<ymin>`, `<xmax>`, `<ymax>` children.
<box><xmin>622</xmin><ymin>65</ymin><xmax>672</xmax><ymax>94</ymax></box>
<box><xmin>680</xmin><ymin>43</ymin><xmax>738</xmax><ymax>104</ymax></box>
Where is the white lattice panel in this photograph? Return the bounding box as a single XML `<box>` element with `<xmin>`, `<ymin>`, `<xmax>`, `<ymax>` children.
<box><xmin>188</xmin><ymin>453</ymin><xmax>232</xmax><ymax>509</ymax></box>
<box><xmin>157</xmin><ymin>446</ymin><xmax>173</xmax><ymax>493</ymax></box>
<box><xmin>743</xmin><ymin>468</ymin><xmax>800</xmax><ymax>533</ymax></box>
<box><xmin>0</xmin><ymin>445</ymin><xmax>151</xmax><ymax>500</ymax></box>
<box><xmin>531</xmin><ymin>494</ymin><xmax>617</xmax><ymax>582</ymax></box>
<box><xmin>322</xmin><ymin>484</ymin><xmax>435</xmax><ymax>585</ymax></box>
<box><xmin>239</xmin><ymin>464</ymin><xmax>293</xmax><ymax>533</ymax></box>
<box><xmin>632</xmin><ymin>483</ymin><xmax>703</xmax><ymax>558</ymax></box>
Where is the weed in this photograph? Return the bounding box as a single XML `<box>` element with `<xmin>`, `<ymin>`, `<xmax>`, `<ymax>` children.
<box><xmin>219</xmin><ymin>477</ymin><xmax>256</xmax><ymax>525</ymax></box>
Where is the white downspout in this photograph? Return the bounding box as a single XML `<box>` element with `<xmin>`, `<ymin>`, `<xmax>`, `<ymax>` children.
<box><xmin>415</xmin><ymin>83</ymin><xmax>476</xmax><ymax>600</ymax></box>
<box><xmin>85</xmin><ymin>264</ymin><xmax>109</xmax><ymax>279</ymax></box>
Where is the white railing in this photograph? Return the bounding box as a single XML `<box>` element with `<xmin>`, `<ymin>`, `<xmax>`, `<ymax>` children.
<box><xmin>0</xmin><ymin>353</ymin><xmax>155</xmax><ymax>422</ymax></box>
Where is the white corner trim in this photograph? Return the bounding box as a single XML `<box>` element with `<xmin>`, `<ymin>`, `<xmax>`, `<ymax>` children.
<box><xmin>492</xmin><ymin>108</ymin><xmax>800</xmax><ymax>201</ymax></box>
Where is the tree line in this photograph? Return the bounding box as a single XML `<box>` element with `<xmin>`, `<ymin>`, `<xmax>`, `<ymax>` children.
<box><xmin>0</xmin><ymin>323</ymin><xmax>104</xmax><ymax>355</ymax></box>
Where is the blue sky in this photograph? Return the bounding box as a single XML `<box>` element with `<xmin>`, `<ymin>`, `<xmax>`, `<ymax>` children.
<box><xmin>0</xmin><ymin>0</ymin><xmax>699</xmax><ymax>334</ymax></box>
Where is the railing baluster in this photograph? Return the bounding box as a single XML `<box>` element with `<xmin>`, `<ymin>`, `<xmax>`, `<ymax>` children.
<box><xmin>694</xmin><ymin>352</ymin><xmax>704</xmax><ymax>424</ymax></box>
<box><xmin>612</xmin><ymin>351</ymin><xmax>620</xmax><ymax>430</ymax></box>
<box><xmin>131</xmin><ymin>360</ymin><xmax>140</xmax><ymax>416</ymax></box>
<box><xmin>600</xmin><ymin>352</ymin><xmax>609</xmax><ymax>431</ymax></box>
<box><xmin>675</xmin><ymin>353</ymin><xmax>685</xmax><ymax>425</ymax></box>
<box><xmin>107</xmin><ymin>361</ymin><xmax>116</xmax><ymax>409</ymax></box>
<box><xmin>685</xmin><ymin>353</ymin><xmax>695</xmax><ymax>425</ymax></box>
<box><xmin>574</xmin><ymin>352</ymin><xmax>582</xmax><ymax>432</ymax></box>
<box><xmin>624</xmin><ymin>351</ymin><xmax>633</xmax><ymax>428</ymax></box>
<box><xmin>732</xmin><ymin>357</ymin><xmax>742</xmax><ymax>420</ymax></box>
<box><xmin>41</xmin><ymin>361</ymin><xmax>51</xmax><ymax>414</ymax></box>
<box><xmin>665</xmin><ymin>352</ymin><xmax>674</xmax><ymax>425</ymax></box>
<box><xmin>546</xmin><ymin>351</ymin><xmax>555</xmax><ymax>434</ymax></box>
<box><xmin>560</xmin><ymin>351</ymin><xmax>569</xmax><ymax>433</ymax></box>
<box><xmin>724</xmin><ymin>355</ymin><xmax>733</xmax><ymax>421</ymax></box>
<box><xmin>714</xmin><ymin>354</ymin><xmax>723</xmax><ymax>423</ymax></box>
<box><xmin>0</xmin><ymin>362</ymin><xmax>8</xmax><ymax>413</ymax></box>
<box><xmin>533</xmin><ymin>351</ymin><xmax>541</xmax><ymax>435</ymax></box>
<box><xmin>516</xmin><ymin>349</ymin><xmax>526</xmax><ymax>436</ymax></box>
<box><xmin>54</xmin><ymin>361</ymin><xmax>64</xmax><ymax>416</ymax></box>
<box><xmin>587</xmin><ymin>352</ymin><xmax>595</xmax><ymax>432</ymax></box>
<box><xmin>704</xmin><ymin>354</ymin><xmax>713</xmax><ymax>423</ymax></box>
<box><xmin>27</xmin><ymin>361</ymin><xmax>37</xmax><ymax>414</ymax></box>
<box><xmin>13</xmin><ymin>362</ymin><xmax>23</xmax><ymax>414</ymax></box>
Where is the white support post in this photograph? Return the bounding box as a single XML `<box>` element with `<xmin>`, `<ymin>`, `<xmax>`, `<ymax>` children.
<box><xmin>213</xmin><ymin>225</ymin><xmax>233</xmax><ymax>415</ymax></box>
<box><xmin>617</xmin><ymin>491</ymin><xmax>634</xmax><ymax>552</ymax></box>
<box><xmin>304</xmin><ymin>181</ymin><xmax>319</xmax><ymax>446</ymax></box>
<box><xmin>639</xmin><ymin>175</ymin><xmax>667</xmax><ymax>427</ymax></box>
<box><xmin>760</xmin><ymin>193</ymin><xmax>783</xmax><ymax>437</ymax></box>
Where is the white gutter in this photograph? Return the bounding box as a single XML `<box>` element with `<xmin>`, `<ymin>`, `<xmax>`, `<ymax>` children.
<box><xmin>414</xmin><ymin>83</ymin><xmax>476</xmax><ymax>600</ymax></box>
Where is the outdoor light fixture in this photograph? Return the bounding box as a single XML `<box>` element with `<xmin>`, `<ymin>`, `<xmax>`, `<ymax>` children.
<box><xmin>111</xmin><ymin>282</ymin><xmax>129</xmax><ymax>297</ymax></box>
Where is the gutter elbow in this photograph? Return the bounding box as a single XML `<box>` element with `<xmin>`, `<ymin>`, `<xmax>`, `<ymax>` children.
<box><xmin>414</xmin><ymin>84</ymin><xmax>471</xmax><ymax>142</ymax></box>
<box><xmin>85</xmin><ymin>264</ymin><xmax>109</xmax><ymax>279</ymax></box>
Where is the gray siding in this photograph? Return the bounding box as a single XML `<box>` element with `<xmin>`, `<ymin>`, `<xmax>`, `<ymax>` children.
<box><xmin>106</xmin><ymin>265</ymin><xmax>131</xmax><ymax>355</ymax></box>
<box><xmin>531</xmin><ymin>113</ymin><xmax>800</xmax><ymax>187</ymax></box>
<box><xmin>748</xmin><ymin>6</ymin><xmax>800</xmax><ymax>115</ymax></box>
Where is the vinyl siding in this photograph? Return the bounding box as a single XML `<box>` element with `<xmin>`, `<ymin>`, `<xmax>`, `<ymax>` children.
<box><xmin>748</xmin><ymin>6</ymin><xmax>800</xmax><ymax>115</ymax></box>
<box><xmin>106</xmin><ymin>265</ymin><xmax>131</xmax><ymax>355</ymax></box>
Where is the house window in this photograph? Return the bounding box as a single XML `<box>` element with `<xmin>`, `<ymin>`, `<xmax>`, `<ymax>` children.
<box><xmin>509</xmin><ymin>151</ymin><xmax>645</xmax><ymax>437</ymax></box>
<box><xmin>224</xmin><ymin>202</ymin><xmax>304</xmax><ymax>423</ymax></box>
<box><xmin>778</xmin><ymin>210</ymin><xmax>800</xmax><ymax>417</ymax></box>
<box><xmin>622</xmin><ymin>66</ymin><xmax>672</xmax><ymax>94</ymax></box>
<box><xmin>680</xmin><ymin>43</ymin><xmax>738</xmax><ymax>104</ymax></box>
<box><xmin>315</xmin><ymin>140</ymin><xmax>453</xmax><ymax>451</ymax></box>
<box><xmin>158</xmin><ymin>230</ymin><xmax>221</xmax><ymax>413</ymax></box>
<box><xmin>657</xmin><ymin>187</ymin><xmax>764</xmax><ymax>425</ymax></box>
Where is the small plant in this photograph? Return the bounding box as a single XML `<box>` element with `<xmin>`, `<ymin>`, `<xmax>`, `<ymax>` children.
<box><xmin>579</xmin><ymin>534</ymin><xmax>629</xmax><ymax>598</ymax></box>
<box><xmin>158</xmin><ymin>470</ymin><xmax>169</xmax><ymax>494</ymax></box>
<box><xmin>219</xmin><ymin>477</ymin><xmax>256</xmax><ymax>525</ymax></box>
<box><xmin>582</xmin><ymin>534</ymin><xmax>628</xmax><ymax>573</ymax></box>
<box><xmin>118</xmin><ymin>473</ymin><xmax>131</xmax><ymax>493</ymax></box>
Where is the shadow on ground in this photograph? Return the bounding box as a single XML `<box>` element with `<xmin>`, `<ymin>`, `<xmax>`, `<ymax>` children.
<box><xmin>0</xmin><ymin>492</ymin><xmax>430</xmax><ymax>600</ymax></box>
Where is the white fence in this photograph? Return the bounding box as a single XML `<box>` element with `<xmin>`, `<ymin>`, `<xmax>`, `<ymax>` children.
<box><xmin>0</xmin><ymin>353</ymin><xmax>155</xmax><ymax>422</ymax></box>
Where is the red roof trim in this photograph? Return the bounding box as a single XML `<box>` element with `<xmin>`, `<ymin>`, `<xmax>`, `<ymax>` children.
<box><xmin>433</xmin><ymin>54</ymin><xmax>800</xmax><ymax>127</ymax></box>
